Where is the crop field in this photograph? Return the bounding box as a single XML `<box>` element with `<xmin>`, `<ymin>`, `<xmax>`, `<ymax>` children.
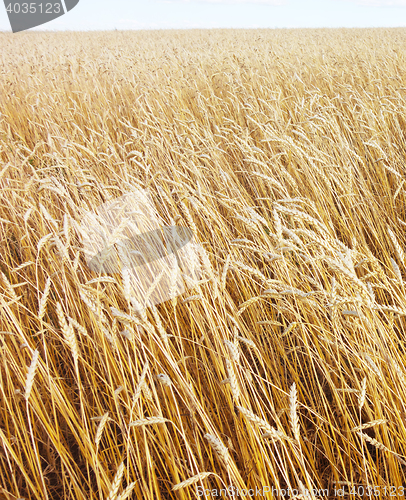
<box><xmin>1</xmin><ymin>27</ymin><xmax>406</xmax><ymax>499</ymax></box>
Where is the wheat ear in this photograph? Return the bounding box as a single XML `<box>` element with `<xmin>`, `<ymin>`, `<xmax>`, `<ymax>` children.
<box><xmin>352</xmin><ymin>419</ymin><xmax>387</xmax><ymax>432</ymax></box>
<box><xmin>117</xmin><ymin>482</ymin><xmax>136</xmax><ymax>500</ymax></box>
<box><xmin>129</xmin><ymin>417</ymin><xmax>168</xmax><ymax>427</ymax></box>
<box><xmin>38</xmin><ymin>276</ymin><xmax>52</xmax><ymax>321</ymax></box>
<box><xmin>133</xmin><ymin>361</ymin><xmax>149</xmax><ymax>404</ymax></box>
<box><xmin>220</xmin><ymin>254</ymin><xmax>231</xmax><ymax>292</ymax></box>
<box><xmin>273</xmin><ymin>207</ymin><xmax>283</xmax><ymax>243</ymax></box>
<box><xmin>237</xmin><ymin>405</ymin><xmax>274</xmax><ymax>434</ymax></box>
<box><xmin>237</xmin><ymin>296</ymin><xmax>262</xmax><ymax>316</ymax></box>
<box><xmin>37</xmin><ymin>233</ymin><xmax>53</xmax><ymax>254</ymax></box>
<box><xmin>56</xmin><ymin>302</ymin><xmax>79</xmax><ymax>364</ymax></box>
<box><xmin>172</xmin><ymin>472</ymin><xmax>214</xmax><ymax>491</ymax></box>
<box><xmin>289</xmin><ymin>382</ymin><xmax>300</xmax><ymax>442</ymax></box>
<box><xmin>358</xmin><ymin>377</ymin><xmax>367</xmax><ymax>411</ymax></box>
<box><xmin>1</xmin><ymin>272</ymin><xmax>18</xmax><ymax>300</ymax></box>
<box><xmin>24</xmin><ymin>349</ymin><xmax>40</xmax><ymax>400</ymax></box>
<box><xmin>95</xmin><ymin>412</ymin><xmax>110</xmax><ymax>447</ymax></box>
<box><xmin>387</xmin><ymin>226</ymin><xmax>405</xmax><ymax>266</ymax></box>
<box><xmin>204</xmin><ymin>434</ymin><xmax>230</xmax><ymax>468</ymax></box>
<box><xmin>106</xmin><ymin>462</ymin><xmax>125</xmax><ymax>500</ymax></box>
<box><xmin>224</xmin><ymin>338</ymin><xmax>240</xmax><ymax>363</ymax></box>
<box><xmin>357</xmin><ymin>432</ymin><xmax>392</xmax><ymax>454</ymax></box>
<box><xmin>225</xmin><ymin>359</ymin><xmax>240</xmax><ymax>403</ymax></box>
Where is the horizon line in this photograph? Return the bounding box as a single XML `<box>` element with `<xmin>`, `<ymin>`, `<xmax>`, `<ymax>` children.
<box><xmin>1</xmin><ymin>25</ymin><xmax>406</xmax><ymax>33</ymax></box>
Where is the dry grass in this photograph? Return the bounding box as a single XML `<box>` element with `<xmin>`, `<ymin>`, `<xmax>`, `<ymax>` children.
<box><xmin>1</xmin><ymin>27</ymin><xmax>406</xmax><ymax>498</ymax></box>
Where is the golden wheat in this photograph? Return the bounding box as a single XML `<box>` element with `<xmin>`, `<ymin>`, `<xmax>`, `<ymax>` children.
<box><xmin>2</xmin><ymin>27</ymin><xmax>406</xmax><ymax>499</ymax></box>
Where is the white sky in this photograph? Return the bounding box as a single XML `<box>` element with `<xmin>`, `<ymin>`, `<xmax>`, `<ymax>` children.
<box><xmin>1</xmin><ymin>0</ymin><xmax>406</xmax><ymax>31</ymax></box>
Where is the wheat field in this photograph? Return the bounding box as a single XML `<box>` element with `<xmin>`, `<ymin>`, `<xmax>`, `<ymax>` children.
<box><xmin>1</xmin><ymin>27</ymin><xmax>406</xmax><ymax>499</ymax></box>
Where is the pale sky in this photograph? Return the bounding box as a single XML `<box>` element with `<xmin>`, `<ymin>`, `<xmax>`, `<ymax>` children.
<box><xmin>1</xmin><ymin>0</ymin><xmax>406</xmax><ymax>31</ymax></box>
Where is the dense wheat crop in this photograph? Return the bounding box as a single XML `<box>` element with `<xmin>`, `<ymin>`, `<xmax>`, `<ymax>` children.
<box><xmin>1</xmin><ymin>27</ymin><xmax>406</xmax><ymax>499</ymax></box>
